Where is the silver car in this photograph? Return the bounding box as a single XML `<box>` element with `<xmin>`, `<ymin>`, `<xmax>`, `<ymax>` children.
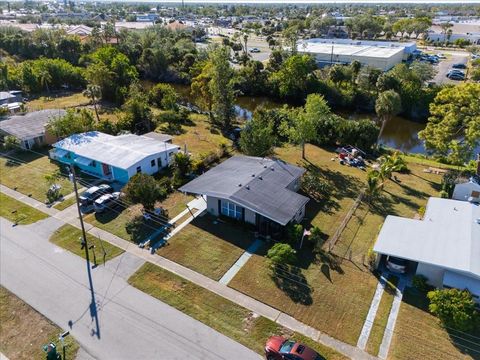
<box><xmin>94</xmin><ymin>192</ymin><xmax>121</xmax><ymax>213</ymax></box>
<box><xmin>386</xmin><ymin>256</ymin><xmax>407</xmax><ymax>273</ymax></box>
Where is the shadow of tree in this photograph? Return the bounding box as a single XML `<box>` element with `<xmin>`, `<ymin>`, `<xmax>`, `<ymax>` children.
<box><xmin>366</xmin><ymin>192</ymin><xmax>398</xmax><ymax>216</ymax></box>
<box><xmin>317</xmin><ymin>250</ymin><xmax>344</xmax><ymax>275</ymax></box>
<box><xmin>271</xmin><ymin>264</ymin><xmax>313</xmax><ymax>305</ymax></box>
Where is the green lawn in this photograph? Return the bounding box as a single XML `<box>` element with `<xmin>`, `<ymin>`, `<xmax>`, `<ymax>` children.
<box><xmin>26</xmin><ymin>92</ymin><xmax>90</xmax><ymax>111</ymax></box>
<box><xmin>276</xmin><ymin>144</ymin><xmax>443</xmax><ymax>262</ymax></box>
<box><xmin>128</xmin><ymin>263</ymin><xmax>348</xmax><ymax>360</ymax></box>
<box><xmin>0</xmin><ymin>150</ymin><xmax>75</xmax><ymax>202</ymax></box>
<box><xmin>171</xmin><ymin>113</ymin><xmax>232</xmax><ymax>159</ymax></box>
<box><xmin>158</xmin><ymin>215</ymin><xmax>254</xmax><ymax>280</ymax></box>
<box><xmin>365</xmin><ymin>275</ymin><xmax>398</xmax><ymax>356</ymax></box>
<box><xmin>0</xmin><ymin>193</ymin><xmax>49</xmax><ymax>224</ymax></box>
<box><xmin>0</xmin><ymin>286</ymin><xmax>79</xmax><ymax>360</ymax></box>
<box><xmin>83</xmin><ymin>192</ymin><xmax>194</xmax><ymax>243</ymax></box>
<box><xmin>389</xmin><ymin>287</ymin><xmax>480</xmax><ymax>360</ymax></box>
<box><xmin>53</xmin><ymin>195</ymin><xmax>77</xmax><ymax>210</ymax></box>
<box><xmin>50</xmin><ymin>224</ymin><xmax>124</xmax><ymax>263</ymax></box>
<box><xmin>229</xmin><ymin>243</ymin><xmax>378</xmax><ymax>345</ymax></box>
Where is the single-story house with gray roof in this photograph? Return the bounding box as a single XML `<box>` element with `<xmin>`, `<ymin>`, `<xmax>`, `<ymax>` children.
<box><xmin>179</xmin><ymin>156</ymin><xmax>309</xmax><ymax>236</ymax></box>
<box><xmin>0</xmin><ymin>109</ymin><xmax>65</xmax><ymax>149</ymax></box>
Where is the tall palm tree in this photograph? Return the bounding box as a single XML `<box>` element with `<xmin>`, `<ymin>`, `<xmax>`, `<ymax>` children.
<box><xmin>375</xmin><ymin>90</ymin><xmax>402</xmax><ymax>143</ymax></box>
<box><xmin>83</xmin><ymin>84</ymin><xmax>102</xmax><ymax>123</ymax></box>
<box><xmin>38</xmin><ymin>69</ymin><xmax>52</xmax><ymax>94</ymax></box>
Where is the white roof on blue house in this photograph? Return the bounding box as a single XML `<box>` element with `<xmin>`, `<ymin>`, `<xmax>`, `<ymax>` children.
<box><xmin>53</xmin><ymin>131</ymin><xmax>179</xmax><ymax>170</ymax></box>
<box><xmin>374</xmin><ymin>197</ymin><xmax>480</xmax><ymax>278</ymax></box>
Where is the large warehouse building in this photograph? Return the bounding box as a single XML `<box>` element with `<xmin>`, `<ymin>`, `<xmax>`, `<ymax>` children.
<box><xmin>297</xmin><ymin>38</ymin><xmax>417</xmax><ymax>71</ymax></box>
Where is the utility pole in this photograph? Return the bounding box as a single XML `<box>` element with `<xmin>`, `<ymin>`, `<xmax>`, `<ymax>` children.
<box><xmin>69</xmin><ymin>165</ymin><xmax>90</xmax><ymax>265</ymax></box>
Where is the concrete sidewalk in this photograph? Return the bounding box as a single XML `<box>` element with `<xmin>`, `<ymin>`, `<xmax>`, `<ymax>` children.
<box><xmin>0</xmin><ymin>184</ymin><xmax>59</xmax><ymax>217</ymax></box>
<box><xmin>1</xmin><ymin>185</ymin><xmax>376</xmax><ymax>360</ymax></box>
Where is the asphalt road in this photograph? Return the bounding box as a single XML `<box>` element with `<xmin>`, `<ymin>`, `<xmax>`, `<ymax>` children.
<box><xmin>0</xmin><ymin>217</ymin><xmax>262</xmax><ymax>360</ymax></box>
<box><xmin>433</xmin><ymin>53</ymin><xmax>469</xmax><ymax>85</ymax></box>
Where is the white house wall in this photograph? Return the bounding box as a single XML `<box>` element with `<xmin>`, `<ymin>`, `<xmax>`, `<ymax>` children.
<box><xmin>126</xmin><ymin>148</ymin><xmax>179</xmax><ymax>178</ymax></box>
<box><xmin>206</xmin><ymin>195</ymin><xmax>220</xmax><ymax>216</ymax></box>
<box><xmin>416</xmin><ymin>262</ymin><xmax>445</xmax><ymax>287</ymax></box>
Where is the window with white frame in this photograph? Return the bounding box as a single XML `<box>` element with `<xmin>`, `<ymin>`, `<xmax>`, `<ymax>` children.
<box><xmin>221</xmin><ymin>201</ymin><xmax>242</xmax><ymax>220</ymax></box>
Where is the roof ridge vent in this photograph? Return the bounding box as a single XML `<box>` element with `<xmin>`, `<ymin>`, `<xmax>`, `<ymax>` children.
<box><xmin>252</xmin><ymin>174</ymin><xmax>255</xmax><ymax>177</ymax></box>
<box><xmin>258</xmin><ymin>175</ymin><xmax>263</xmax><ymax>180</ymax></box>
<box><xmin>238</xmin><ymin>183</ymin><xmax>242</xmax><ymax>187</ymax></box>
<box><xmin>246</xmin><ymin>185</ymin><xmax>250</xmax><ymax>190</ymax></box>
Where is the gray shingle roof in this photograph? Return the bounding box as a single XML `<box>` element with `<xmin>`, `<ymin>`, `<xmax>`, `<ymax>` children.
<box><xmin>0</xmin><ymin>109</ymin><xmax>66</xmax><ymax>140</ymax></box>
<box><xmin>179</xmin><ymin>156</ymin><xmax>309</xmax><ymax>225</ymax></box>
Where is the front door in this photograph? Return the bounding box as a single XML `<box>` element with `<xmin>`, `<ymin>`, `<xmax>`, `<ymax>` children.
<box><xmin>102</xmin><ymin>163</ymin><xmax>111</xmax><ymax>176</ymax></box>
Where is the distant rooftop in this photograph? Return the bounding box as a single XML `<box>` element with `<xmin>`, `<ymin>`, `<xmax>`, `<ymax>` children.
<box><xmin>54</xmin><ymin>131</ymin><xmax>179</xmax><ymax>170</ymax></box>
<box><xmin>298</xmin><ymin>39</ymin><xmax>407</xmax><ymax>58</ymax></box>
<box><xmin>179</xmin><ymin>155</ymin><xmax>309</xmax><ymax>225</ymax></box>
<box><xmin>0</xmin><ymin>109</ymin><xmax>66</xmax><ymax>140</ymax></box>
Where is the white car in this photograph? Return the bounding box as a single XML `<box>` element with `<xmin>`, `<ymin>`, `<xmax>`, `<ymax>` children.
<box><xmin>249</xmin><ymin>48</ymin><xmax>260</xmax><ymax>53</ymax></box>
<box><xmin>94</xmin><ymin>192</ymin><xmax>121</xmax><ymax>213</ymax></box>
<box><xmin>386</xmin><ymin>256</ymin><xmax>407</xmax><ymax>273</ymax></box>
<box><xmin>436</xmin><ymin>53</ymin><xmax>447</xmax><ymax>59</ymax></box>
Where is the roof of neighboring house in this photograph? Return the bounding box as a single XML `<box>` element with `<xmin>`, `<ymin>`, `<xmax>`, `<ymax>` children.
<box><xmin>66</xmin><ymin>25</ymin><xmax>93</xmax><ymax>36</ymax></box>
<box><xmin>165</xmin><ymin>20</ymin><xmax>188</xmax><ymax>31</ymax></box>
<box><xmin>179</xmin><ymin>155</ymin><xmax>309</xmax><ymax>225</ymax></box>
<box><xmin>374</xmin><ymin>197</ymin><xmax>480</xmax><ymax>278</ymax></box>
<box><xmin>53</xmin><ymin>131</ymin><xmax>180</xmax><ymax>170</ymax></box>
<box><xmin>0</xmin><ymin>109</ymin><xmax>65</xmax><ymax>140</ymax></box>
<box><xmin>143</xmin><ymin>131</ymin><xmax>173</xmax><ymax>143</ymax></box>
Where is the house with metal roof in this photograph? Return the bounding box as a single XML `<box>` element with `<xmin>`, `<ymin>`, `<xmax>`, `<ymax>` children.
<box><xmin>0</xmin><ymin>109</ymin><xmax>65</xmax><ymax>149</ymax></box>
<box><xmin>374</xmin><ymin>197</ymin><xmax>480</xmax><ymax>301</ymax></box>
<box><xmin>50</xmin><ymin>131</ymin><xmax>180</xmax><ymax>183</ymax></box>
<box><xmin>179</xmin><ymin>156</ymin><xmax>309</xmax><ymax>236</ymax></box>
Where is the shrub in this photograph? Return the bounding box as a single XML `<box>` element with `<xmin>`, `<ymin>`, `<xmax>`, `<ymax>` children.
<box><xmin>267</xmin><ymin>243</ymin><xmax>297</xmax><ymax>265</ymax></box>
<box><xmin>412</xmin><ymin>274</ymin><xmax>428</xmax><ymax>292</ymax></box>
<box><xmin>366</xmin><ymin>247</ymin><xmax>377</xmax><ymax>271</ymax></box>
<box><xmin>418</xmin><ymin>206</ymin><xmax>426</xmax><ymax>218</ymax></box>
<box><xmin>286</xmin><ymin>223</ymin><xmax>303</xmax><ymax>243</ymax></box>
<box><xmin>427</xmin><ymin>288</ymin><xmax>478</xmax><ymax>332</ymax></box>
<box><xmin>439</xmin><ymin>190</ymin><xmax>449</xmax><ymax>198</ymax></box>
<box><xmin>123</xmin><ymin>173</ymin><xmax>168</xmax><ymax>211</ymax></box>
<box><xmin>2</xmin><ymin>135</ymin><xmax>20</xmax><ymax>151</ymax></box>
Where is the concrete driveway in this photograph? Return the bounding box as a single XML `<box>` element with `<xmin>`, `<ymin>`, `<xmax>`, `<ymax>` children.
<box><xmin>0</xmin><ymin>217</ymin><xmax>262</xmax><ymax>360</ymax></box>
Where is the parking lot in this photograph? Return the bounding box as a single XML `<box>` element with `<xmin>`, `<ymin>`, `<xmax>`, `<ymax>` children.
<box><xmin>432</xmin><ymin>52</ymin><xmax>469</xmax><ymax>84</ymax></box>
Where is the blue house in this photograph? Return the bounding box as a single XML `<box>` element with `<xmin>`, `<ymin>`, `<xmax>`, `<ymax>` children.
<box><xmin>50</xmin><ymin>131</ymin><xmax>180</xmax><ymax>184</ymax></box>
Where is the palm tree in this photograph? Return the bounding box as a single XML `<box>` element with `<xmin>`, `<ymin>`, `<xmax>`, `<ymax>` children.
<box><xmin>38</xmin><ymin>69</ymin><xmax>52</xmax><ymax>94</ymax></box>
<box><xmin>377</xmin><ymin>152</ymin><xmax>408</xmax><ymax>187</ymax></box>
<box><xmin>83</xmin><ymin>84</ymin><xmax>102</xmax><ymax>123</ymax></box>
<box><xmin>365</xmin><ymin>170</ymin><xmax>381</xmax><ymax>202</ymax></box>
<box><xmin>375</xmin><ymin>90</ymin><xmax>402</xmax><ymax>143</ymax></box>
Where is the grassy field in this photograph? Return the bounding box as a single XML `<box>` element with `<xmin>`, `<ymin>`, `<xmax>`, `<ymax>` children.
<box><xmin>83</xmin><ymin>192</ymin><xmax>194</xmax><ymax>243</ymax></box>
<box><xmin>53</xmin><ymin>195</ymin><xmax>77</xmax><ymax>210</ymax></box>
<box><xmin>50</xmin><ymin>224</ymin><xmax>124</xmax><ymax>262</ymax></box>
<box><xmin>0</xmin><ymin>150</ymin><xmax>76</xmax><ymax>202</ymax></box>
<box><xmin>0</xmin><ymin>286</ymin><xmax>79</xmax><ymax>360</ymax></box>
<box><xmin>276</xmin><ymin>144</ymin><xmax>443</xmax><ymax>262</ymax></box>
<box><xmin>229</xmin><ymin>243</ymin><xmax>378</xmax><ymax>345</ymax></box>
<box><xmin>0</xmin><ymin>193</ymin><xmax>48</xmax><ymax>224</ymax></box>
<box><xmin>389</xmin><ymin>287</ymin><xmax>480</xmax><ymax>360</ymax></box>
<box><xmin>158</xmin><ymin>215</ymin><xmax>254</xmax><ymax>280</ymax></box>
<box><xmin>128</xmin><ymin>263</ymin><xmax>348</xmax><ymax>360</ymax></box>
<box><xmin>365</xmin><ymin>275</ymin><xmax>399</xmax><ymax>356</ymax></box>
<box><xmin>26</xmin><ymin>92</ymin><xmax>90</xmax><ymax>111</ymax></box>
<box><xmin>172</xmin><ymin>113</ymin><xmax>231</xmax><ymax>158</ymax></box>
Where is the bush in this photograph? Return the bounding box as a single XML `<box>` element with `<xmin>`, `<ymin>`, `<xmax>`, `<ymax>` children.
<box><xmin>2</xmin><ymin>135</ymin><xmax>20</xmax><ymax>151</ymax></box>
<box><xmin>439</xmin><ymin>190</ymin><xmax>449</xmax><ymax>198</ymax></box>
<box><xmin>123</xmin><ymin>173</ymin><xmax>168</xmax><ymax>211</ymax></box>
<box><xmin>366</xmin><ymin>247</ymin><xmax>377</xmax><ymax>271</ymax></box>
<box><xmin>427</xmin><ymin>288</ymin><xmax>479</xmax><ymax>332</ymax></box>
<box><xmin>286</xmin><ymin>223</ymin><xmax>303</xmax><ymax>243</ymax></box>
<box><xmin>148</xmin><ymin>83</ymin><xmax>179</xmax><ymax>111</ymax></box>
<box><xmin>418</xmin><ymin>206</ymin><xmax>426</xmax><ymax>218</ymax></box>
<box><xmin>412</xmin><ymin>274</ymin><xmax>428</xmax><ymax>292</ymax></box>
<box><xmin>266</xmin><ymin>243</ymin><xmax>297</xmax><ymax>264</ymax></box>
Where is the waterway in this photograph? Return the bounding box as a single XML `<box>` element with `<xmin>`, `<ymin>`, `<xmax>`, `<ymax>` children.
<box><xmin>169</xmin><ymin>83</ymin><xmax>429</xmax><ymax>154</ymax></box>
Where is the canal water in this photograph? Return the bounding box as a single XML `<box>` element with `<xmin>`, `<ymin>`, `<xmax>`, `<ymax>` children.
<box><xmin>167</xmin><ymin>83</ymin><xmax>430</xmax><ymax>155</ymax></box>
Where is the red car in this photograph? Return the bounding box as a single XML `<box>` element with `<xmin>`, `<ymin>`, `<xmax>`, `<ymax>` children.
<box><xmin>265</xmin><ymin>336</ymin><xmax>325</xmax><ymax>360</ymax></box>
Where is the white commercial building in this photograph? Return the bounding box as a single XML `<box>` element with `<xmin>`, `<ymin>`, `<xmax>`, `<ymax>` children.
<box><xmin>297</xmin><ymin>38</ymin><xmax>416</xmax><ymax>71</ymax></box>
<box><xmin>374</xmin><ymin>197</ymin><xmax>480</xmax><ymax>302</ymax></box>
